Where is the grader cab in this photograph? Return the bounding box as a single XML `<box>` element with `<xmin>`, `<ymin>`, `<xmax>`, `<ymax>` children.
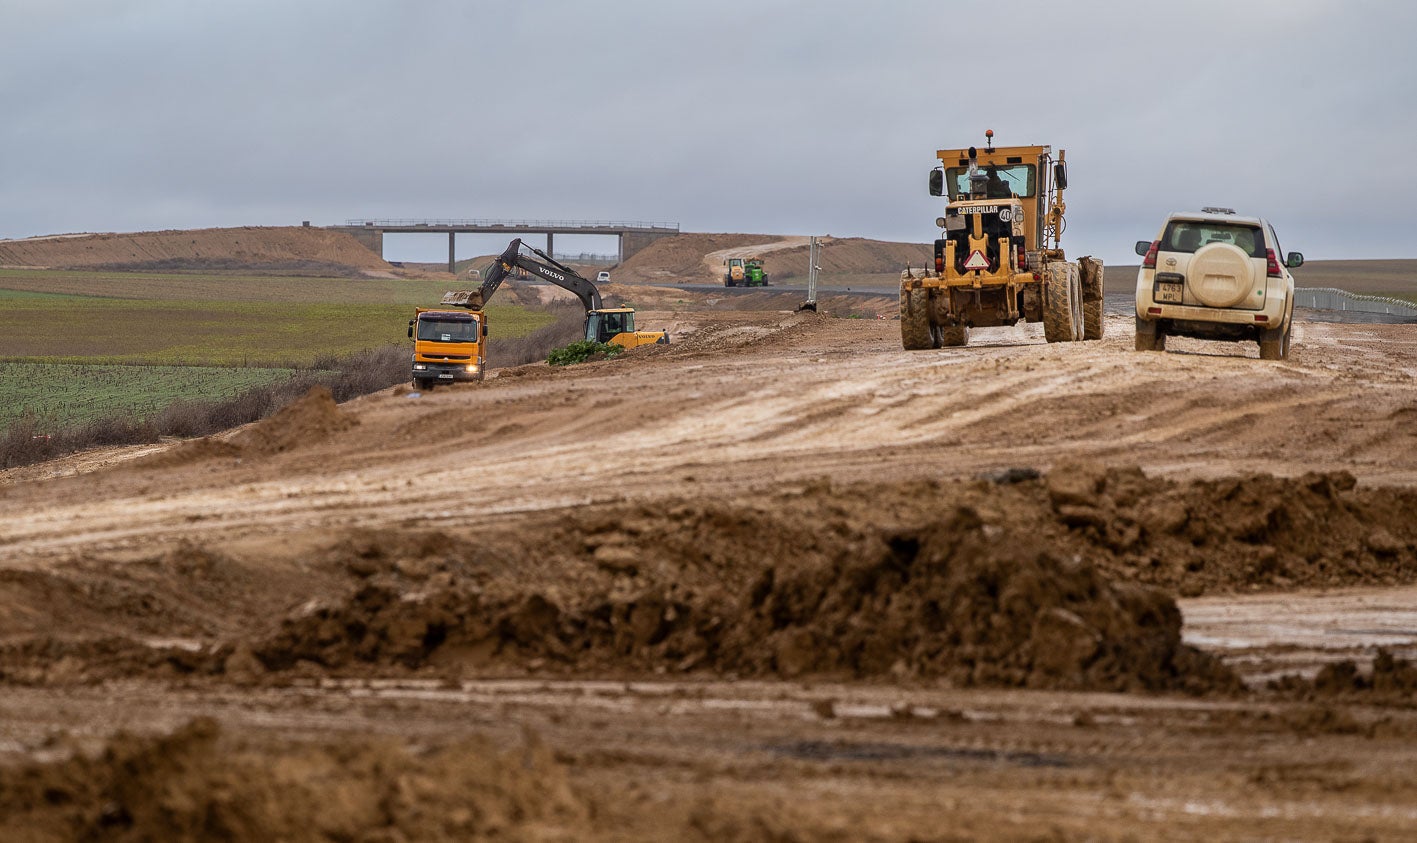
<box><xmin>901</xmin><ymin>130</ymin><xmax>1104</xmax><ymax>349</ymax></box>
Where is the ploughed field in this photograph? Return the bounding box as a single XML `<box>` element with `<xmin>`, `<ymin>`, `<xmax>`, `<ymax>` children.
<box><xmin>4</xmin><ymin>307</ymin><xmax>1417</xmax><ymax>840</ymax></box>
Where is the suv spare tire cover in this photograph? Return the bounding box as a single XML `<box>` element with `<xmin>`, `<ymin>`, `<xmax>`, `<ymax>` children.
<box><xmin>1188</xmin><ymin>243</ymin><xmax>1254</xmax><ymax>308</ymax></box>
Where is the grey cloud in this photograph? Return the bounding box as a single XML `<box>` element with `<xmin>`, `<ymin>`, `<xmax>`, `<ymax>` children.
<box><xmin>1</xmin><ymin>0</ymin><xmax>1414</xmax><ymax>264</ymax></box>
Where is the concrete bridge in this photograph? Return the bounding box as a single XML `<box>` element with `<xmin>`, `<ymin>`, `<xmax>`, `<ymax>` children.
<box><xmin>332</xmin><ymin>219</ymin><xmax>680</xmax><ymax>272</ymax></box>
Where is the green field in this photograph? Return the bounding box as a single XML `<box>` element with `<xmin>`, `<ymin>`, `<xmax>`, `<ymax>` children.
<box><xmin>0</xmin><ymin>362</ymin><xmax>301</xmax><ymax>429</ymax></box>
<box><xmin>0</xmin><ymin>269</ymin><xmax>555</xmax><ymax>431</ymax></box>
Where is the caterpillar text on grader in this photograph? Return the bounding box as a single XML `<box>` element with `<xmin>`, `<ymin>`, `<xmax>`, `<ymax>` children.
<box><xmin>901</xmin><ymin>130</ymin><xmax>1103</xmax><ymax>349</ymax></box>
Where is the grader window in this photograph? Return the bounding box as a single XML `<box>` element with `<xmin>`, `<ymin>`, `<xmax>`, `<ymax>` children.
<box><xmin>946</xmin><ymin>164</ymin><xmax>1035</xmax><ymax>199</ymax></box>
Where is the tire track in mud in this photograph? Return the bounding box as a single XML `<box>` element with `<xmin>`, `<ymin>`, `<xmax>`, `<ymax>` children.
<box><xmin>6</xmin><ymin>313</ymin><xmax>1417</xmax><ymax>565</ymax></box>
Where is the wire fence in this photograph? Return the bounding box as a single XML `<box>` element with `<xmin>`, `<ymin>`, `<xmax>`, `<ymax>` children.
<box><xmin>1295</xmin><ymin>287</ymin><xmax>1417</xmax><ymax>319</ymax></box>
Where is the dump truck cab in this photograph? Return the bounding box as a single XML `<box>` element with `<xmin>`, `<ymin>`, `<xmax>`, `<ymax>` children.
<box><xmin>408</xmin><ymin>308</ymin><xmax>486</xmax><ymax>389</ymax></box>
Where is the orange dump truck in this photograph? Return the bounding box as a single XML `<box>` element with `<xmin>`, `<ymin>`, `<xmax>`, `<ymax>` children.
<box><xmin>407</xmin><ymin>307</ymin><xmax>486</xmax><ymax>389</ymax></box>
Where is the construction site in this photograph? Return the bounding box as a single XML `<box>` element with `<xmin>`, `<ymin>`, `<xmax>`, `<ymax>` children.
<box><xmin>1</xmin><ymin>190</ymin><xmax>1417</xmax><ymax>838</ymax></box>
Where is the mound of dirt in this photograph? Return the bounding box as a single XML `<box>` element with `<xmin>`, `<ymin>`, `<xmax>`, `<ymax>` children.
<box><xmin>611</xmin><ymin>233</ymin><xmax>931</xmax><ymax>285</ymax></box>
<box><xmin>6</xmin><ymin>468</ymin><xmax>1416</xmax><ymax>694</ymax></box>
<box><xmin>751</xmin><ymin>236</ymin><xmax>933</xmax><ymax>284</ymax></box>
<box><xmin>1043</xmin><ymin>464</ymin><xmax>1417</xmax><ymax>596</ymax></box>
<box><xmin>1269</xmin><ymin>650</ymin><xmax>1417</xmax><ymax>702</ymax></box>
<box><xmin>244</xmin><ymin>503</ymin><xmax>1236</xmax><ymax>693</ymax></box>
<box><xmin>0</xmin><ymin>226</ymin><xmax>391</xmax><ymax>273</ymax></box>
<box><xmin>0</xmin><ymin>718</ymin><xmax>590</xmax><ymax>842</ymax></box>
<box><xmin>228</xmin><ymin>385</ymin><xmax>357</xmax><ymax>456</ymax></box>
<box><xmin>611</xmin><ymin>233</ymin><xmax>785</xmax><ymax>283</ymax></box>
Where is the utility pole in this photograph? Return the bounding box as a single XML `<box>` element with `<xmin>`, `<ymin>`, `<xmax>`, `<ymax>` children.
<box><xmin>800</xmin><ymin>236</ymin><xmax>821</xmax><ymax>312</ymax></box>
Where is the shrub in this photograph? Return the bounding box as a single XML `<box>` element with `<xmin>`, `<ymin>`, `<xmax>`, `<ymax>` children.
<box><xmin>547</xmin><ymin>340</ymin><xmax>623</xmax><ymax>367</ymax></box>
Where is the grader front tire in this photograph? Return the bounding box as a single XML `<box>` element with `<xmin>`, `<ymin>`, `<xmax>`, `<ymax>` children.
<box><xmin>1042</xmin><ymin>263</ymin><xmax>1080</xmax><ymax>343</ymax></box>
<box><xmin>1083</xmin><ymin>300</ymin><xmax>1104</xmax><ymax>340</ymax></box>
<box><xmin>938</xmin><ymin>324</ymin><xmax>969</xmax><ymax>347</ymax></box>
<box><xmin>900</xmin><ymin>288</ymin><xmax>932</xmax><ymax>350</ymax></box>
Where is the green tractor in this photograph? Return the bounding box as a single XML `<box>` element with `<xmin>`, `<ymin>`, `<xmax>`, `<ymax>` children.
<box><xmin>744</xmin><ymin>257</ymin><xmax>769</xmax><ymax>287</ymax></box>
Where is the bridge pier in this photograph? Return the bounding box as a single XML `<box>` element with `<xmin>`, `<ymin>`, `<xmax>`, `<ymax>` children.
<box><xmin>330</xmin><ymin>220</ymin><xmax>679</xmax><ymax>269</ymax></box>
<box><xmin>345</xmin><ymin>226</ymin><xmax>384</xmax><ymax>258</ymax></box>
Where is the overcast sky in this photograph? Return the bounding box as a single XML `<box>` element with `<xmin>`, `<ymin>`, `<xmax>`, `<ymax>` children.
<box><xmin>2</xmin><ymin>0</ymin><xmax>1414</xmax><ymax>265</ymax></box>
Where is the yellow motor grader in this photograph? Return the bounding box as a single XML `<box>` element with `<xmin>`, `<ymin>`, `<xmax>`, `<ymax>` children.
<box><xmin>901</xmin><ymin>130</ymin><xmax>1103</xmax><ymax>348</ymax></box>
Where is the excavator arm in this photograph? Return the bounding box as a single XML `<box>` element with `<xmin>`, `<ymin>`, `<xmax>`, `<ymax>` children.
<box><xmin>443</xmin><ymin>238</ymin><xmax>603</xmax><ymax>311</ymax></box>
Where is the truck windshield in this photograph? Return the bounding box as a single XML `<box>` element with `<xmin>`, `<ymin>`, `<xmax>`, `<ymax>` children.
<box><xmin>945</xmin><ymin>164</ymin><xmax>1036</xmax><ymax>199</ymax></box>
<box><xmin>1162</xmin><ymin>221</ymin><xmax>1264</xmax><ymax>257</ymax></box>
<box><xmin>418</xmin><ymin>317</ymin><xmax>479</xmax><ymax>342</ymax></box>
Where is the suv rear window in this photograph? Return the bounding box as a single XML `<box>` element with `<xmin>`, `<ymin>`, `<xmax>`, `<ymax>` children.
<box><xmin>1162</xmin><ymin>221</ymin><xmax>1264</xmax><ymax>257</ymax></box>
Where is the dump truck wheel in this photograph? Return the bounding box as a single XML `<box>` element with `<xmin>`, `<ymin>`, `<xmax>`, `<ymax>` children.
<box><xmin>900</xmin><ymin>288</ymin><xmax>932</xmax><ymax>350</ymax></box>
<box><xmin>1259</xmin><ymin>322</ymin><xmax>1291</xmax><ymax>360</ymax></box>
<box><xmin>1042</xmin><ymin>263</ymin><xmax>1079</xmax><ymax>343</ymax></box>
<box><xmin>1134</xmin><ymin>317</ymin><xmax>1165</xmax><ymax>352</ymax></box>
<box><xmin>1083</xmin><ymin>299</ymin><xmax>1104</xmax><ymax>340</ymax></box>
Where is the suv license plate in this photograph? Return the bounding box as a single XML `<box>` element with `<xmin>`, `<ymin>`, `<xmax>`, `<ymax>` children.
<box><xmin>1154</xmin><ymin>281</ymin><xmax>1183</xmax><ymax>304</ymax></box>
<box><xmin>438</xmin><ymin>373</ymin><xmax>454</xmax><ymax>379</ymax></box>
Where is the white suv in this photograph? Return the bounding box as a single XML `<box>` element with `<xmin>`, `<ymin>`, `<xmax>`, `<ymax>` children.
<box><xmin>1134</xmin><ymin>208</ymin><xmax>1303</xmax><ymax>360</ymax></box>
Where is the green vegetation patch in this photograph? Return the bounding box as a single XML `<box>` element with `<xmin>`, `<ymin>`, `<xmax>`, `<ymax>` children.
<box><xmin>0</xmin><ymin>362</ymin><xmax>297</xmax><ymax>429</ymax></box>
<box><xmin>0</xmin><ymin>292</ymin><xmax>553</xmax><ymax>366</ymax></box>
<box><xmin>547</xmin><ymin>340</ymin><xmax>623</xmax><ymax>366</ymax></box>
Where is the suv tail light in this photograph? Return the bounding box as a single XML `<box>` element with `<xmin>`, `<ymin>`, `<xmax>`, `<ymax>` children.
<box><xmin>1265</xmin><ymin>249</ymin><xmax>1282</xmax><ymax>278</ymax></box>
<box><xmin>1142</xmin><ymin>240</ymin><xmax>1160</xmax><ymax>269</ymax></box>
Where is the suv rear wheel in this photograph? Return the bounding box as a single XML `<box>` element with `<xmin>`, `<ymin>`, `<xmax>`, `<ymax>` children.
<box><xmin>1135</xmin><ymin>317</ymin><xmax>1165</xmax><ymax>352</ymax></box>
<box><xmin>1258</xmin><ymin>322</ymin><xmax>1291</xmax><ymax>360</ymax></box>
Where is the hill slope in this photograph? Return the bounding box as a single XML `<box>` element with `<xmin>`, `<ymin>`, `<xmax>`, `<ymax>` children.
<box><xmin>0</xmin><ymin>226</ymin><xmax>392</xmax><ymax>274</ymax></box>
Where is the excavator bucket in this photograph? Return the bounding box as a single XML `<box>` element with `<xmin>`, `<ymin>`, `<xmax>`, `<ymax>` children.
<box><xmin>440</xmin><ymin>290</ymin><xmax>484</xmax><ymax>309</ymax></box>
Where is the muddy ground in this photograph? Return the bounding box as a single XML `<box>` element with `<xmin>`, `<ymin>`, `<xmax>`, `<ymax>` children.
<box><xmin>4</xmin><ymin>304</ymin><xmax>1417</xmax><ymax>840</ymax></box>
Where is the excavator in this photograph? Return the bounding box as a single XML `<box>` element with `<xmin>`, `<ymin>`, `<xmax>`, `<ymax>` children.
<box><xmin>440</xmin><ymin>238</ymin><xmax>669</xmax><ymax>349</ymax></box>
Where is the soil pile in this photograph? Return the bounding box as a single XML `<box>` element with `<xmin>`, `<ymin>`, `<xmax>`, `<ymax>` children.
<box><xmin>612</xmin><ymin>233</ymin><xmax>783</xmax><ymax>283</ymax></box>
<box><xmin>4</xmin><ymin>468</ymin><xmax>1416</xmax><ymax>692</ymax></box>
<box><xmin>752</xmin><ymin>237</ymin><xmax>932</xmax><ymax>284</ymax></box>
<box><xmin>247</xmin><ymin>502</ymin><xmax>1236</xmax><ymax>693</ymax></box>
<box><xmin>0</xmin><ymin>718</ymin><xmax>591</xmax><ymax>842</ymax></box>
<box><xmin>228</xmin><ymin>385</ymin><xmax>357</xmax><ymax>456</ymax></box>
<box><xmin>1269</xmin><ymin>649</ymin><xmax>1417</xmax><ymax>701</ymax></box>
<box><xmin>1042</xmin><ymin>464</ymin><xmax>1417</xmax><ymax>595</ymax></box>
<box><xmin>0</xmin><ymin>226</ymin><xmax>391</xmax><ymax>273</ymax></box>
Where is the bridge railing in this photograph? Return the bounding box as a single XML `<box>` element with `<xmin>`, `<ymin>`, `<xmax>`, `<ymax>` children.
<box><xmin>1295</xmin><ymin>287</ymin><xmax>1417</xmax><ymax>318</ymax></box>
<box><xmin>343</xmin><ymin>218</ymin><xmax>679</xmax><ymax>232</ymax></box>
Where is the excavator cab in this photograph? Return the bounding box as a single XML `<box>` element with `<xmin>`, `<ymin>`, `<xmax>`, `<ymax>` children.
<box><xmin>587</xmin><ymin>307</ymin><xmax>669</xmax><ymax>349</ymax></box>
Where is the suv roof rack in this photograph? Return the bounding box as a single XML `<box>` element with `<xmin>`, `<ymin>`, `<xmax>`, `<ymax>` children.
<box><xmin>1200</xmin><ymin>206</ymin><xmax>1237</xmax><ymax>215</ymax></box>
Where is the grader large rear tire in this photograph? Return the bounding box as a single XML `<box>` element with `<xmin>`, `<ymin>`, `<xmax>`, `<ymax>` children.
<box><xmin>900</xmin><ymin>287</ymin><xmax>932</xmax><ymax>350</ymax></box>
<box><xmin>1083</xmin><ymin>299</ymin><xmax>1104</xmax><ymax>340</ymax></box>
<box><xmin>1042</xmin><ymin>263</ymin><xmax>1080</xmax><ymax>343</ymax></box>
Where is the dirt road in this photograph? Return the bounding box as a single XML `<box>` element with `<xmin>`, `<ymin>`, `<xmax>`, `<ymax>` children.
<box><xmin>4</xmin><ymin>308</ymin><xmax>1417</xmax><ymax>839</ymax></box>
